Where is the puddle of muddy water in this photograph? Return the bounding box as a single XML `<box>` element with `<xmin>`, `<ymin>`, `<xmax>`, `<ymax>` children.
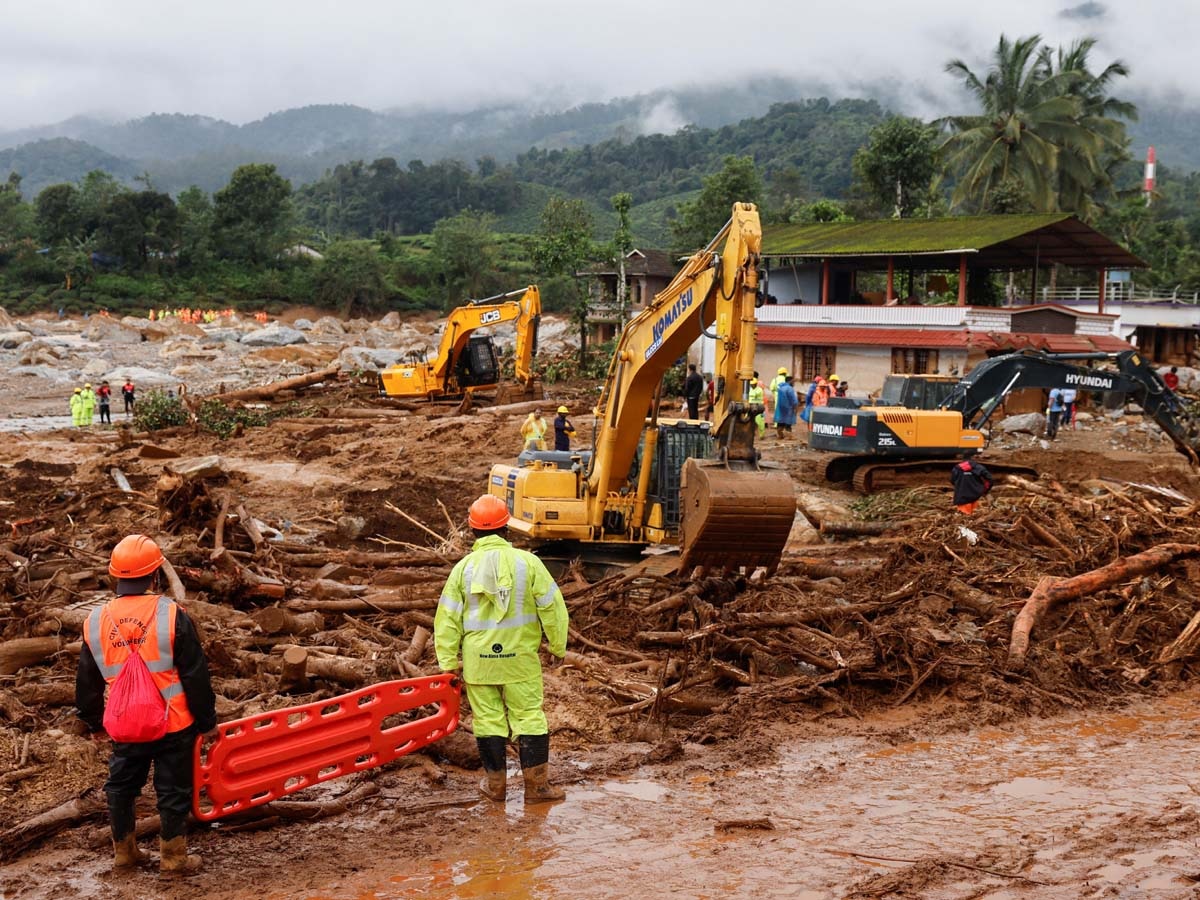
<box><xmin>306</xmin><ymin>690</ymin><xmax>1200</xmax><ymax>900</ymax></box>
<box><xmin>0</xmin><ymin>415</ymin><xmax>74</xmax><ymax>432</ymax></box>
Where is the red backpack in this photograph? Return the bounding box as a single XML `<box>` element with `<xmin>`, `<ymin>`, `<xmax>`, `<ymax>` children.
<box><xmin>103</xmin><ymin>639</ymin><xmax>169</xmax><ymax>743</ymax></box>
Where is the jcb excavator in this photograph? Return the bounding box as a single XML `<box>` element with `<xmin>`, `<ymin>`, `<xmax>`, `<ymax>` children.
<box><xmin>812</xmin><ymin>349</ymin><xmax>1200</xmax><ymax>491</ymax></box>
<box><xmin>487</xmin><ymin>203</ymin><xmax>795</xmax><ymax>574</ymax></box>
<box><xmin>379</xmin><ymin>286</ymin><xmax>541</xmax><ymax>402</ymax></box>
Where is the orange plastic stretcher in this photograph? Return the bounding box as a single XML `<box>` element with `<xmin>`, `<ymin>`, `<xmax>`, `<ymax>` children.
<box><xmin>193</xmin><ymin>674</ymin><xmax>460</xmax><ymax>821</ymax></box>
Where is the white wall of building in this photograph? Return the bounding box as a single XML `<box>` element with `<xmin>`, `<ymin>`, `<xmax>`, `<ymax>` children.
<box><xmin>764</xmin><ymin>268</ymin><xmax>822</xmax><ymax>306</ymax></box>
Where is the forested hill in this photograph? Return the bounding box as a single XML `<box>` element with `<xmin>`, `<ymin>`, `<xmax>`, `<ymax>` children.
<box><xmin>513</xmin><ymin>98</ymin><xmax>887</xmax><ymax>205</ymax></box>
<box><xmin>2</xmin><ymin>78</ymin><xmax>1198</xmax><ymax>200</ymax></box>
<box><xmin>293</xmin><ymin>99</ymin><xmax>888</xmax><ymax>243</ymax></box>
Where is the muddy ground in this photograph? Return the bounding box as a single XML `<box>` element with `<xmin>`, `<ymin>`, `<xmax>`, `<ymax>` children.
<box><xmin>1</xmin><ymin>333</ymin><xmax>1200</xmax><ymax>899</ymax></box>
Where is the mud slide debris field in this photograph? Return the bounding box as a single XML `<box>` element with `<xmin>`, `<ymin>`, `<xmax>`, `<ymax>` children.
<box><xmin>1</xmin><ymin>309</ymin><xmax>1199</xmax><ymax>898</ymax></box>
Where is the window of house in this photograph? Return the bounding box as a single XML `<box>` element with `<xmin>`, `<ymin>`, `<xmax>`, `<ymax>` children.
<box><xmin>796</xmin><ymin>346</ymin><xmax>836</xmax><ymax>381</ymax></box>
<box><xmin>891</xmin><ymin>348</ymin><xmax>939</xmax><ymax>374</ymax></box>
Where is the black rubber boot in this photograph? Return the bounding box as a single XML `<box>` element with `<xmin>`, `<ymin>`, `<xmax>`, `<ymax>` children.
<box><xmin>518</xmin><ymin>733</ymin><xmax>564</xmax><ymax>803</ymax></box>
<box><xmin>476</xmin><ymin>736</ymin><xmax>509</xmax><ymax>801</ymax></box>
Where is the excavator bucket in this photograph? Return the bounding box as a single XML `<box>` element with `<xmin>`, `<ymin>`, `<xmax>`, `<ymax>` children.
<box><xmin>678</xmin><ymin>459</ymin><xmax>795</xmax><ymax>575</ymax></box>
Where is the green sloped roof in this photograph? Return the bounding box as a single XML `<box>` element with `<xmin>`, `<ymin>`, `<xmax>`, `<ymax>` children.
<box><xmin>762</xmin><ymin>214</ymin><xmax>1074</xmax><ymax>256</ymax></box>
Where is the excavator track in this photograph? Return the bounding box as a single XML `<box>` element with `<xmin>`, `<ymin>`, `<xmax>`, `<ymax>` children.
<box><xmin>678</xmin><ymin>460</ymin><xmax>795</xmax><ymax>575</ymax></box>
<box><xmin>844</xmin><ymin>458</ymin><xmax>1039</xmax><ymax>493</ymax></box>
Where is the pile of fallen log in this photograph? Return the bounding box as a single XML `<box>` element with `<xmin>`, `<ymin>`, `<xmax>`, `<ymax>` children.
<box><xmin>556</xmin><ymin>475</ymin><xmax>1200</xmax><ymax>739</ymax></box>
<box><xmin>3</xmin><ymin>391</ymin><xmax>1200</xmax><ymax>860</ymax></box>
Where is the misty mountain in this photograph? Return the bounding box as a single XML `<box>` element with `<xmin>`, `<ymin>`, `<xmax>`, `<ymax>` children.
<box><xmin>0</xmin><ymin>138</ymin><xmax>140</xmax><ymax>194</ymax></box>
<box><xmin>0</xmin><ymin>77</ymin><xmax>1195</xmax><ymax>200</ymax></box>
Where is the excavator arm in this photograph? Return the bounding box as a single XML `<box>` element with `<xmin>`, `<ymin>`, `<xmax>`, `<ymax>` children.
<box><xmin>947</xmin><ymin>349</ymin><xmax>1200</xmax><ymax>464</ymax></box>
<box><xmin>815</xmin><ymin>348</ymin><xmax>1200</xmax><ymax>490</ymax></box>
<box><xmin>430</xmin><ymin>286</ymin><xmax>541</xmax><ymax>387</ymax></box>
<box><xmin>380</xmin><ymin>286</ymin><xmax>540</xmax><ymax>400</ymax></box>
<box><xmin>486</xmin><ymin>204</ymin><xmax>794</xmax><ymax>575</ymax></box>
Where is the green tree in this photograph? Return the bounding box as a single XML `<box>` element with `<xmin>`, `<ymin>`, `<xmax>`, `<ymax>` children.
<box><xmin>792</xmin><ymin>199</ymin><xmax>852</xmax><ymax>223</ymax></box>
<box><xmin>53</xmin><ymin>237</ymin><xmax>95</xmax><ymax>291</ymax></box>
<box><xmin>430</xmin><ymin>209</ymin><xmax>498</xmax><ymax>306</ymax></box>
<box><xmin>35</xmin><ymin>183</ymin><xmax>81</xmax><ymax>245</ymax></box>
<box><xmin>609</xmin><ymin>192</ymin><xmax>634</xmax><ymax>329</ymax></box>
<box><xmin>670</xmin><ymin>155</ymin><xmax>762</xmax><ymax>250</ymax></box>
<box><xmin>1038</xmin><ymin>37</ymin><xmax>1135</xmax><ymax>218</ymax></box>
<box><xmin>0</xmin><ymin>174</ymin><xmax>34</xmax><ymax>247</ymax></box>
<box><xmin>852</xmin><ymin>117</ymin><xmax>939</xmax><ymax>217</ymax></box>
<box><xmin>176</xmin><ymin>186</ymin><xmax>215</xmax><ymax>270</ymax></box>
<box><xmin>314</xmin><ymin>239</ymin><xmax>392</xmax><ymax>315</ymax></box>
<box><xmin>939</xmin><ymin>34</ymin><xmax>1108</xmax><ymax>213</ymax></box>
<box><xmin>212</xmin><ymin>164</ymin><xmax>293</xmax><ymax>264</ymax></box>
<box><xmin>533</xmin><ymin>197</ymin><xmax>595</xmax><ymax>363</ymax></box>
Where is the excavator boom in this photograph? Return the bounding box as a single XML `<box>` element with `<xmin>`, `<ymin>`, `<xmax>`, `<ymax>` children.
<box><xmin>487</xmin><ymin>204</ymin><xmax>794</xmax><ymax>575</ymax></box>
<box><xmin>813</xmin><ymin>348</ymin><xmax>1200</xmax><ymax>489</ymax></box>
<box><xmin>380</xmin><ymin>286</ymin><xmax>541</xmax><ymax>400</ymax></box>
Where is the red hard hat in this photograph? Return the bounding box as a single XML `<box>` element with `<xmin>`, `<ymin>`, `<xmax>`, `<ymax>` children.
<box><xmin>109</xmin><ymin>534</ymin><xmax>165</xmax><ymax>578</ymax></box>
<box><xmin>468</xmin><ymin>495</ymin><xmax>510</xmax><ymax>530</ymax></box>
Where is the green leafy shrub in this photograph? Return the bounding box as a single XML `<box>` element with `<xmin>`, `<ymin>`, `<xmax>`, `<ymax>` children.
<box><xmin>195</xmin><ymin>399</ymin><xmax>311</xmax><ymax>438</ymax></box>
<box><xmin>133</xmin><ymin>389</ymin><xmax>191</xmax><ymax>431</ymax></box>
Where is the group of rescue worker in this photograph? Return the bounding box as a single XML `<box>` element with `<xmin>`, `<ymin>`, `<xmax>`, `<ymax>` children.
<box><xmin>70</xmin><ymin>379</ymin><xmax>134</xmax><ymax>426</ymax></box>
<box><xmin>77</xmin><ymin>494</ymin><xmax>569</xmax><ymax>876</ymax></box>
<box><xmin>519</xmin><ymin>405</ymin><xmax>576</xmax><ymax>452</ymax></box>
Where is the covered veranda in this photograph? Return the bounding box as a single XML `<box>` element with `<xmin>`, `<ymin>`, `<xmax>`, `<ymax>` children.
<box><xmin>760</xmin><ymin>214</ymin><xmax>1146</xmax><ymax>312</ymax></box>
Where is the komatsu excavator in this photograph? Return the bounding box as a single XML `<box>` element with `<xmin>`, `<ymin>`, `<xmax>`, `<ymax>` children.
<box><xmin>486</xmin><ymin>203</ymin><xmax>795</xmax><ymax>575</ymax></box>
<box><xmin>379</xmin><ymin>286</ymin><xmax>541</xmax><ymax>402</ymax></box>
<box><xmin>812</xmin><ymin>349</ymin><xmax>1200</xmax><ymax>491</ymax></box>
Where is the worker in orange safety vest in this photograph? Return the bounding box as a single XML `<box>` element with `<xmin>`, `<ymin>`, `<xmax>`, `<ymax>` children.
<box><xmin>76</xmin><ymin>535</ymin><xmax>216</xmax><ymax>875</ymax></box>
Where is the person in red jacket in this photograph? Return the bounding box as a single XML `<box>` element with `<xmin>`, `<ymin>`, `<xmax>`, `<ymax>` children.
<box><xmin>950</xmin><ymin>452</ymin><xmax>993</xmax><ymax>515</ymax></box>
<box><xmin>76</xmin><ymin>535</ymin><xmax>216</xmax><ymax>874</ymax></box>
<box><xmin>1164</xmin><ymin>367</ymin><xmax>1180</xmax><ymax>391</ymax></box>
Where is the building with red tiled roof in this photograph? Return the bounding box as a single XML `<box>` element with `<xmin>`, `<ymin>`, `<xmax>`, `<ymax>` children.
<box><xmin>735</xmin><ymin>216</ymin><xmax>1146</xmax><ymax>399</ymax></box>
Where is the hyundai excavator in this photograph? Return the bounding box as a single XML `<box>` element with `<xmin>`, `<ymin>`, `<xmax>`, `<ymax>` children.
<box><xmin>812</xmin><ymin>349</ymin><xmax>1200</xmax><ymax>491</ymax></box>
<box><xmin>486</xmin><ymin>203</ymin><xmax>795</xmax><ymax>574</ymax></box>
<box><xmin>379</xmin><ymin>286</ymin><xmax>541</xmax><ymax>402</ymax></box>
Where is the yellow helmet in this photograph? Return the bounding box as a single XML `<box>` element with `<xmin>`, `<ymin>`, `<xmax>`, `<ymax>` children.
<box><xmin>73</xmin><ymin>387</ymin><xmax>81</xmax><ymax>393</ymax></box>
<box><xmin>84</xmin><ymin>382</ymin><xmax>92</xmax><ymax>388</ymax></box>
<box><xmin>777</xmin><ymin>367</ymin><xmax>787</xmax><ymax>375</ymax></box>
<box><xmin>828</xmin><ymin>374</ymin><xmax>840</xmax><ymax>382</ymax></box>
<box><xmin>557</xmin><ymin>405</ymin><xmax>569</xmax><ymax>414</ymax></box>
<box><xmin>750</xmin><ymin>378</ymin><xmax>759</xmax><ymax>386</ymax></box>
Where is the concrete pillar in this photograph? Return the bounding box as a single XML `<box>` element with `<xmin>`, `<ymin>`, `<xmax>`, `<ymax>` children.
<box><xmin>886</xmin><ymin>257</ymin><xmax>894</xmax><ymax>301</ymax></box>
<box><xmin>957</xmin><ymin>255</ymin><xmax>968</xmax><ymax>306</ymax></box>
<box><xmin>821</xmin><ymin>259</ymin><xmax>830</xmax><ymax>306</ymax></box>
<box><xmin>1098</xmin><ymin>267</ymin><xmax>1107</xmax><ymax>314</ymax></box>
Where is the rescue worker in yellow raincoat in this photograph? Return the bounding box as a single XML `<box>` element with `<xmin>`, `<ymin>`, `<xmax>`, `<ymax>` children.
<box><xmin>435</xmin><ymin>495</ymin><xmax>569</xmax><ymax>803</ymax></box>
<box><xmin>70</xmin><ymin>387</ymin><xmax>84</xmax><ymax>427</ymax></box>
<box><xmin>748</xmin><ymin>378</ymin><xmax>766</xmax><ymax>437</ymax></box>
<box><xmin>519</xmin><ymin>408</ymin><xmax>548</xmax><ymax>452</ymax></box>
<box><xmin>80</xmin><ymin>383</ymin><xmax>96</xmax><ymax>426</ymax></box>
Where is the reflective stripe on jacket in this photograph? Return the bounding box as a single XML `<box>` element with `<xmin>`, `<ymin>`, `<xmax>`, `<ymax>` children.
<box><xmin>84</xmin><ymin>594</ymin><xmax>195</xmax><ymax>733</ymax></box>
<box><xmin>435</xmin><ymin>535</ymin><xmax>568</xmax><ymax>684</ymax></box>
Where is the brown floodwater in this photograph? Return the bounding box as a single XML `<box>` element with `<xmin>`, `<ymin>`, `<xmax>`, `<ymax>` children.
<box><xmin>310</xmin><ymin>688</ymin><xmax>1200</xmax><ymax>900</ymax></box>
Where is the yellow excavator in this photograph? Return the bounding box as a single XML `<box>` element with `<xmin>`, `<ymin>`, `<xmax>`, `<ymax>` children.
<box><xmin>379</xmin><ymin>286</ymin><xmax>541</xmax><ymax>402</ymax></box>
<box><xmin>486</xmin><ymin>204</ymin><xmax>795</xmax><ymax>574</ymax></box>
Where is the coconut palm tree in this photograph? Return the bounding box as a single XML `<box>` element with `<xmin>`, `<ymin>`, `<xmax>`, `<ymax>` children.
<box><xmin>1037</xmin><ymin>37</ymin><xmax>1136</xmax><ymax>218</ymax></box>
<box><xmin>939</xmin><ymin>34</ymin><xmax>1107</xmax><ymax>214</ymax></box>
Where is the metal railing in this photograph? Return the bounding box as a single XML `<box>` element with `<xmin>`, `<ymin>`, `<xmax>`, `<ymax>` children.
<box><xmin>1037</xmin><ymin>284</ymin><xmax>1200</xmax><ymax>305</ymax></box>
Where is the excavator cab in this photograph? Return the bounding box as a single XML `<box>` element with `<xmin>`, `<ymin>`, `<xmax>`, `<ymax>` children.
<box><xmin>877</xmin><ymin>374</ymin><xmax>961</xmax><ymax>410</ymax></box>
<box><xmin>453</xmin><ymin>335</ymin><xmax>500</xmax><ymax>389</ymax></box>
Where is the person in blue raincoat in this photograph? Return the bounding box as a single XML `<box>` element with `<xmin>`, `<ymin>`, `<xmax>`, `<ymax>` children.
<box><xmin>775</xmin><ymin>376</ymin><xmax>799</xmax><ymax>439</ymax></box>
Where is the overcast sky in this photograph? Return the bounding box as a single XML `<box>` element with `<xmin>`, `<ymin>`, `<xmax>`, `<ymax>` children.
<box><xmin>2</xmin><ymin>0</ymin><xmax>1194</xmax><ymax>129</ymax></box>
